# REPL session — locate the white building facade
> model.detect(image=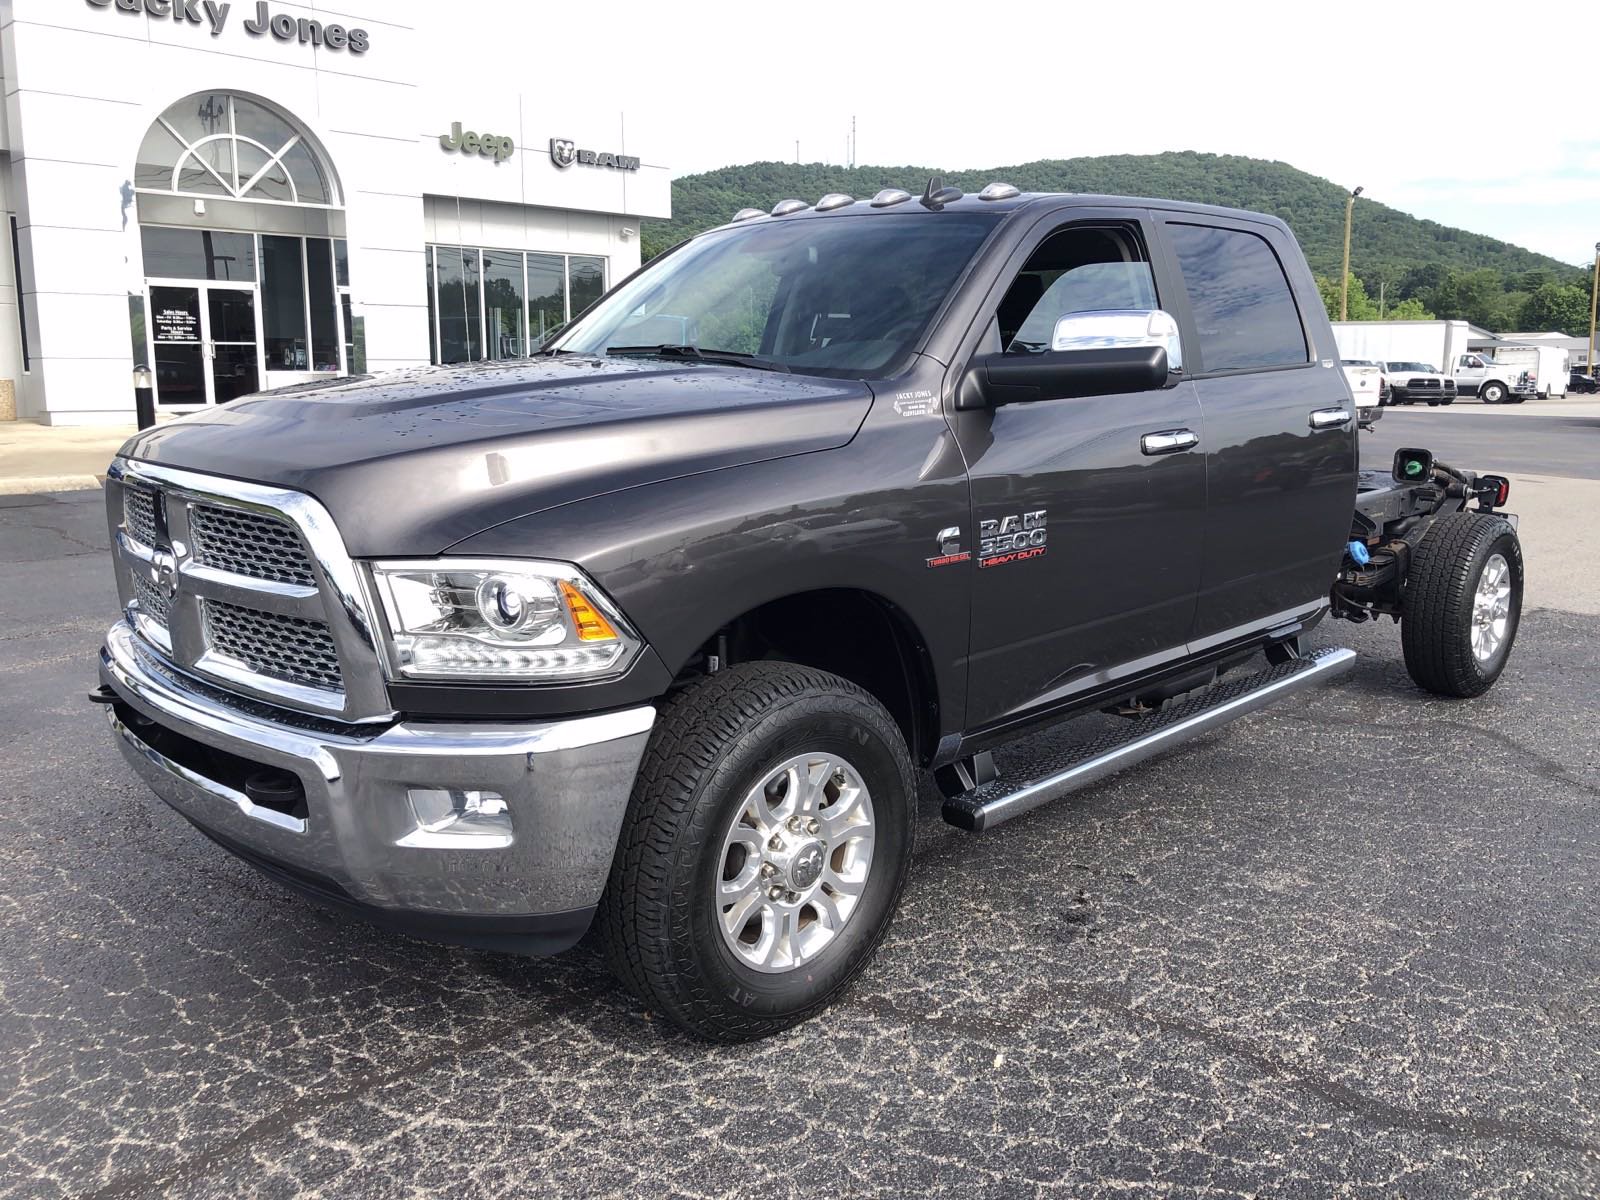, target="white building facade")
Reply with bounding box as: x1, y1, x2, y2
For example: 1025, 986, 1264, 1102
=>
0, 0, 670, 425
